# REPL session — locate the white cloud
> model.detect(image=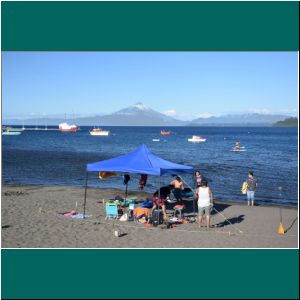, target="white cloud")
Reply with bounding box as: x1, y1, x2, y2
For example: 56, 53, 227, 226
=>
279, 108, 298, 115
247, 108, 271, 114
162, 109, 215, 121
194, 113, 214, 119
247, 108, 298, 116
163, 109, 177, 116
